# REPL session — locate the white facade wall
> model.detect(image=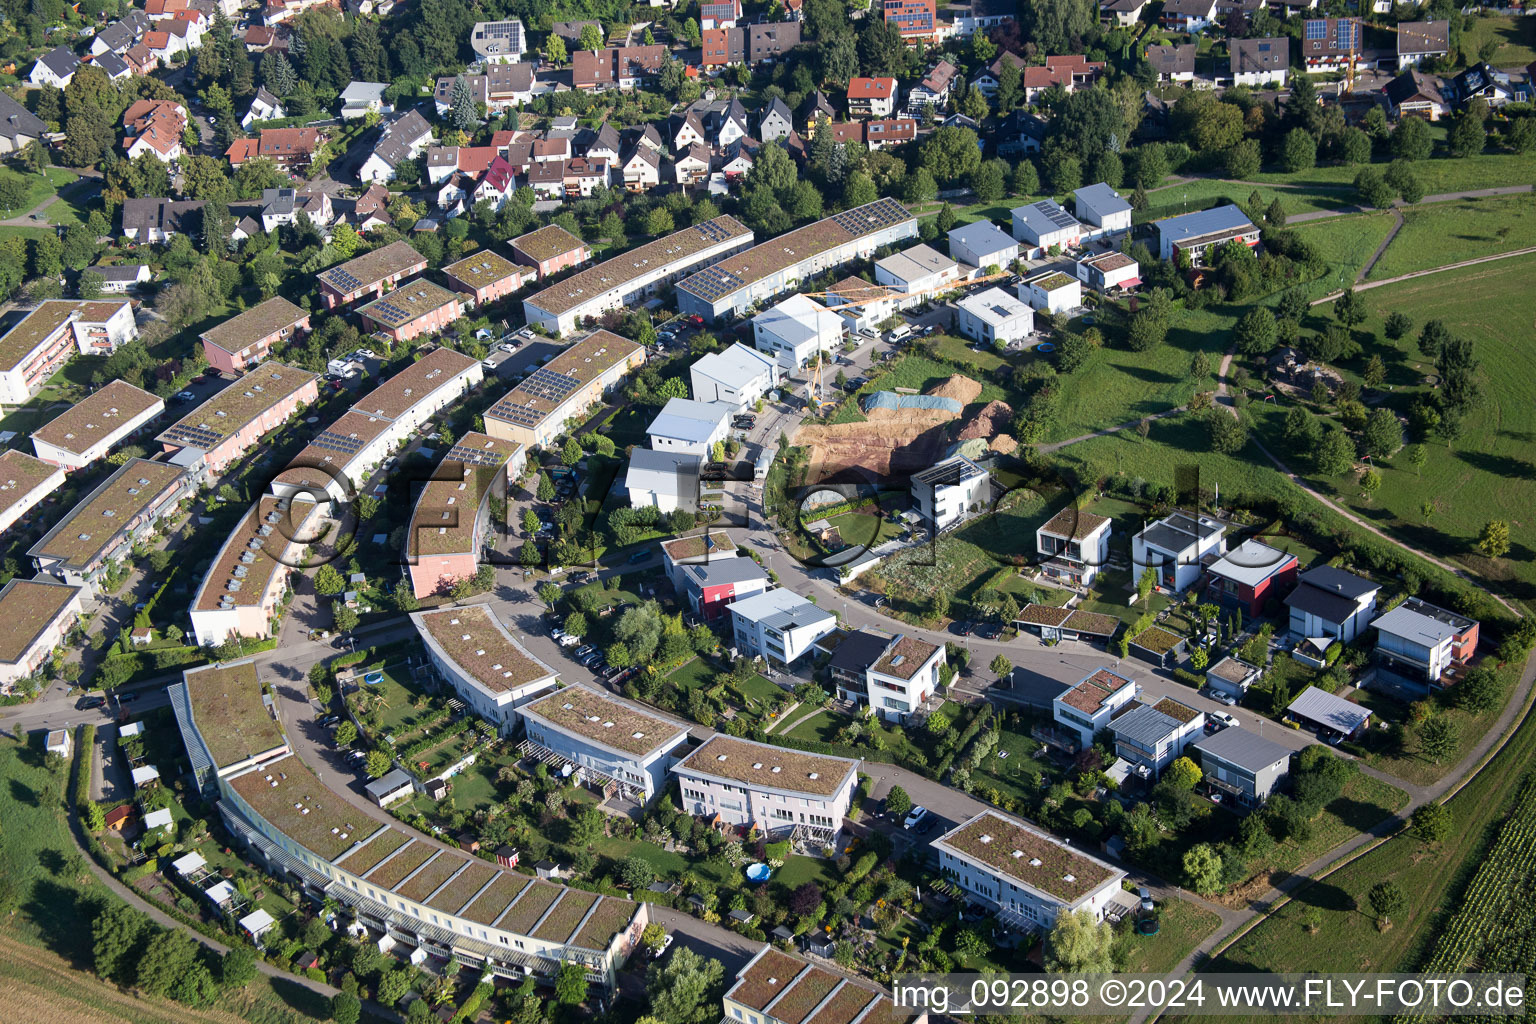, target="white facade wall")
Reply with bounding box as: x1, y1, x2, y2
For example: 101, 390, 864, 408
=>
0, 463, 64, 533
865, 650, 944, 722
729, 604, 836, 667
674, 771, 855, 835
